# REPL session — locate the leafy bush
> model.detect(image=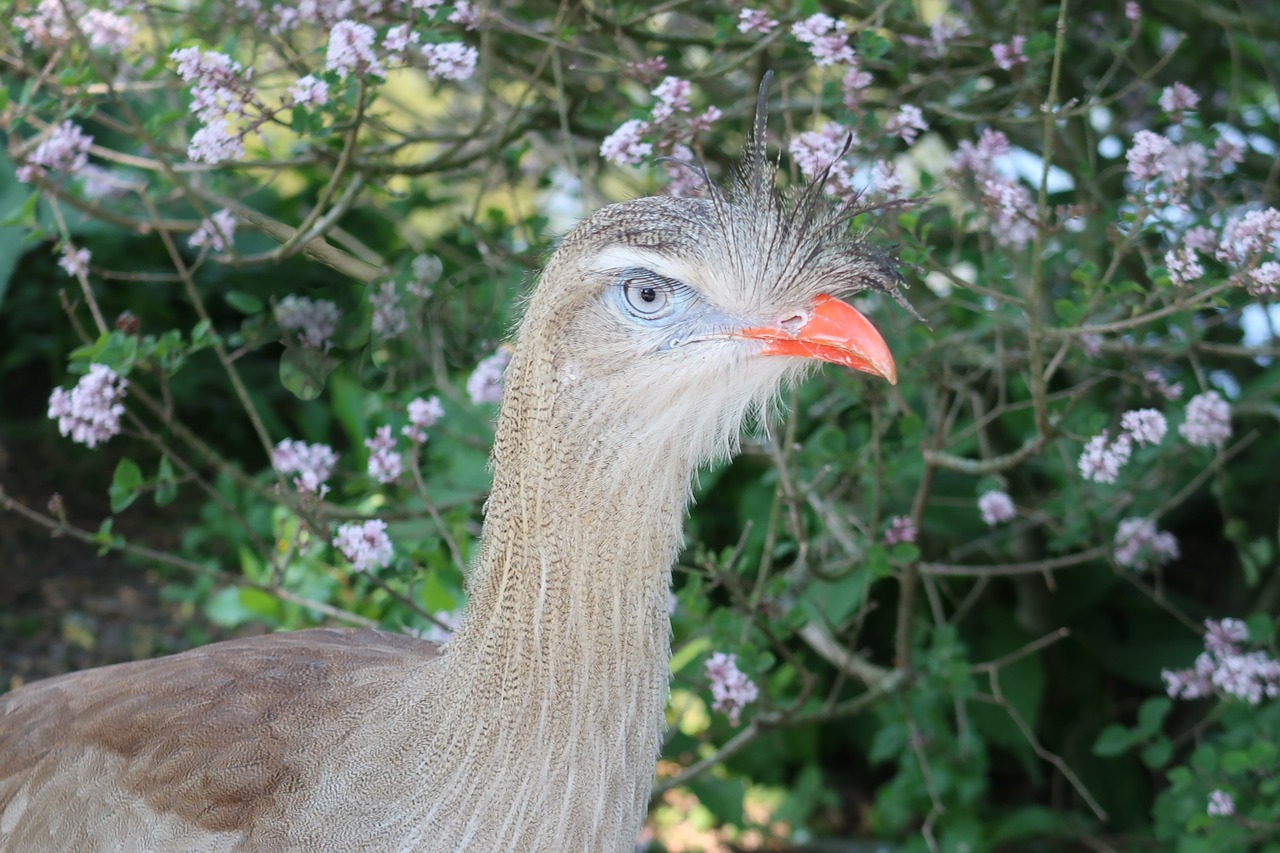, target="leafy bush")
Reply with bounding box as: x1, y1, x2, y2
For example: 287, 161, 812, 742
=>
4, 0, 1279, 848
